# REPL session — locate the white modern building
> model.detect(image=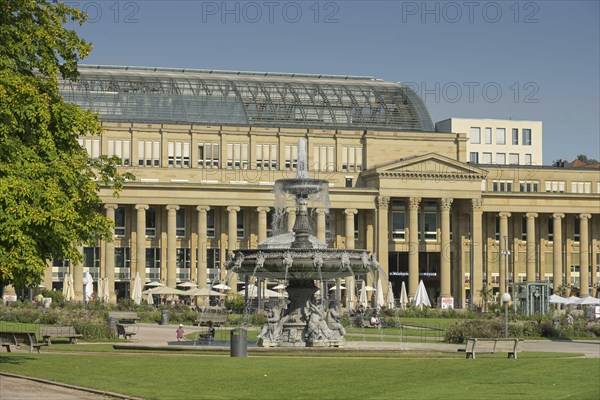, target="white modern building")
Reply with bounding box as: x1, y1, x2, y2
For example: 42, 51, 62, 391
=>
436, 118, 543, 166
